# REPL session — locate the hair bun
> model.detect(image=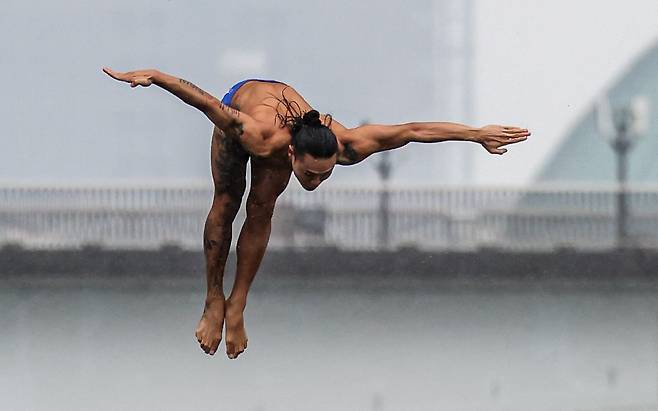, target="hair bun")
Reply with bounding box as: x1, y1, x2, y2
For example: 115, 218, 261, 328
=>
302, 110, 322, 127
291, 117, 304, 134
